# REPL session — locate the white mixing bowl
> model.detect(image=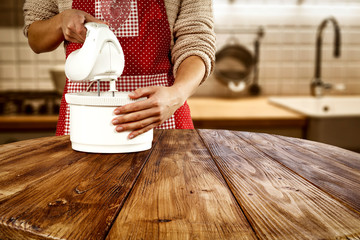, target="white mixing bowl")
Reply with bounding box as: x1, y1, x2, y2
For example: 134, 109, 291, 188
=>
65, 92, 153, 153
